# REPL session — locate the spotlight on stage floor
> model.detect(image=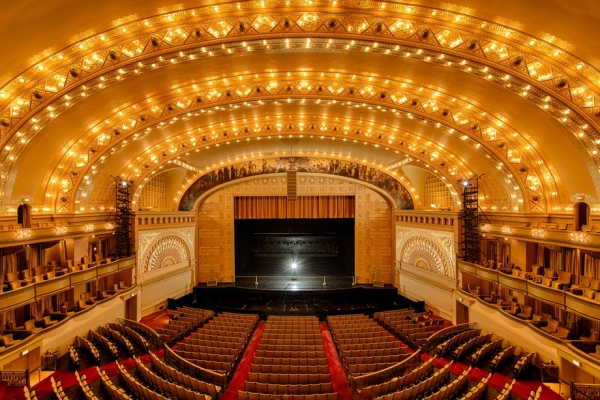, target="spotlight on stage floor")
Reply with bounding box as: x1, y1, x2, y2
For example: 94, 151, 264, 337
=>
290, 262, 298, 281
